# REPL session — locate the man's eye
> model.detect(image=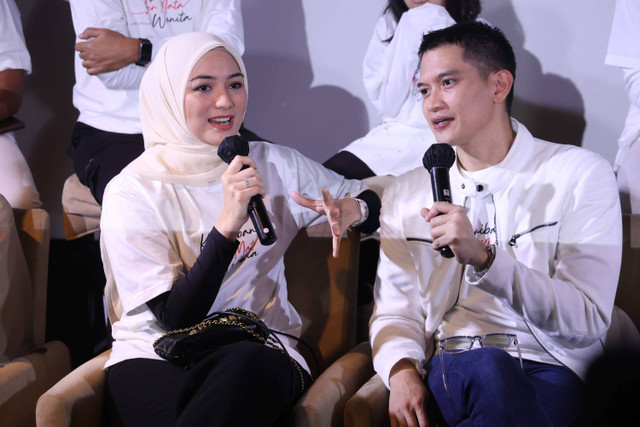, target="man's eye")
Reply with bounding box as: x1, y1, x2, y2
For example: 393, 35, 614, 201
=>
443, 79, 454, 86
